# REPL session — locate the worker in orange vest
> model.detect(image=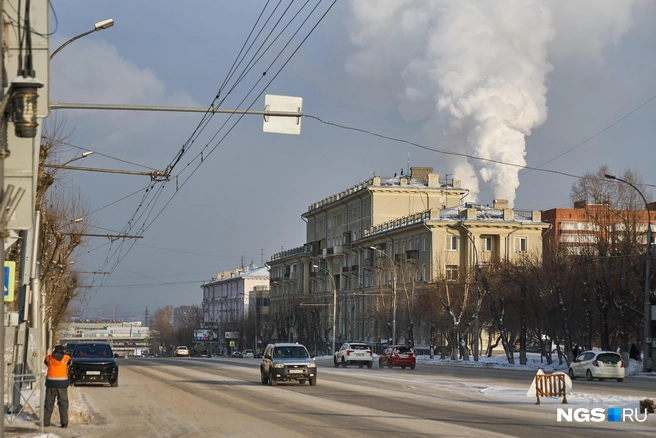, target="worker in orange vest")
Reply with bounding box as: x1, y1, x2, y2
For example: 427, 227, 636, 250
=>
44, 345, 71, 428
